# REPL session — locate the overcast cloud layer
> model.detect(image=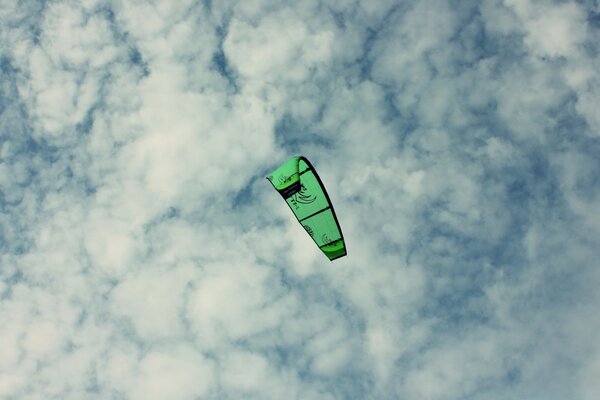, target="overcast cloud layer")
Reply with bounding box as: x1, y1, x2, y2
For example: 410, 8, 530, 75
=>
1, 0, 600, 399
